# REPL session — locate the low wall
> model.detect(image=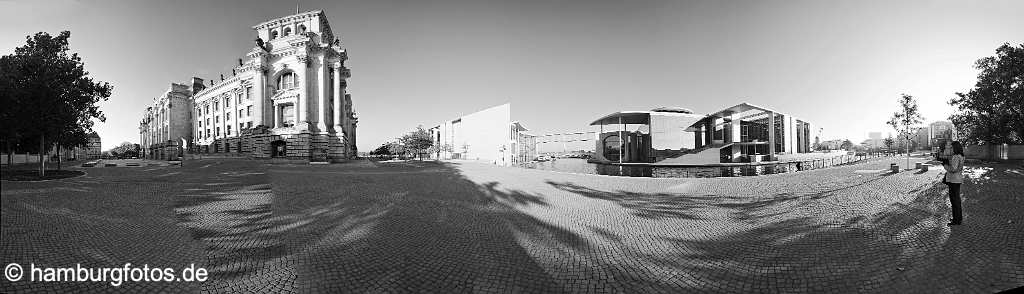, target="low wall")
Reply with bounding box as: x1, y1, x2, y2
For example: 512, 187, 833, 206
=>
647, 153, 889, 178
965, 144, 1024, 160
187, 127, 349, 162
1, 154, 46, 165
